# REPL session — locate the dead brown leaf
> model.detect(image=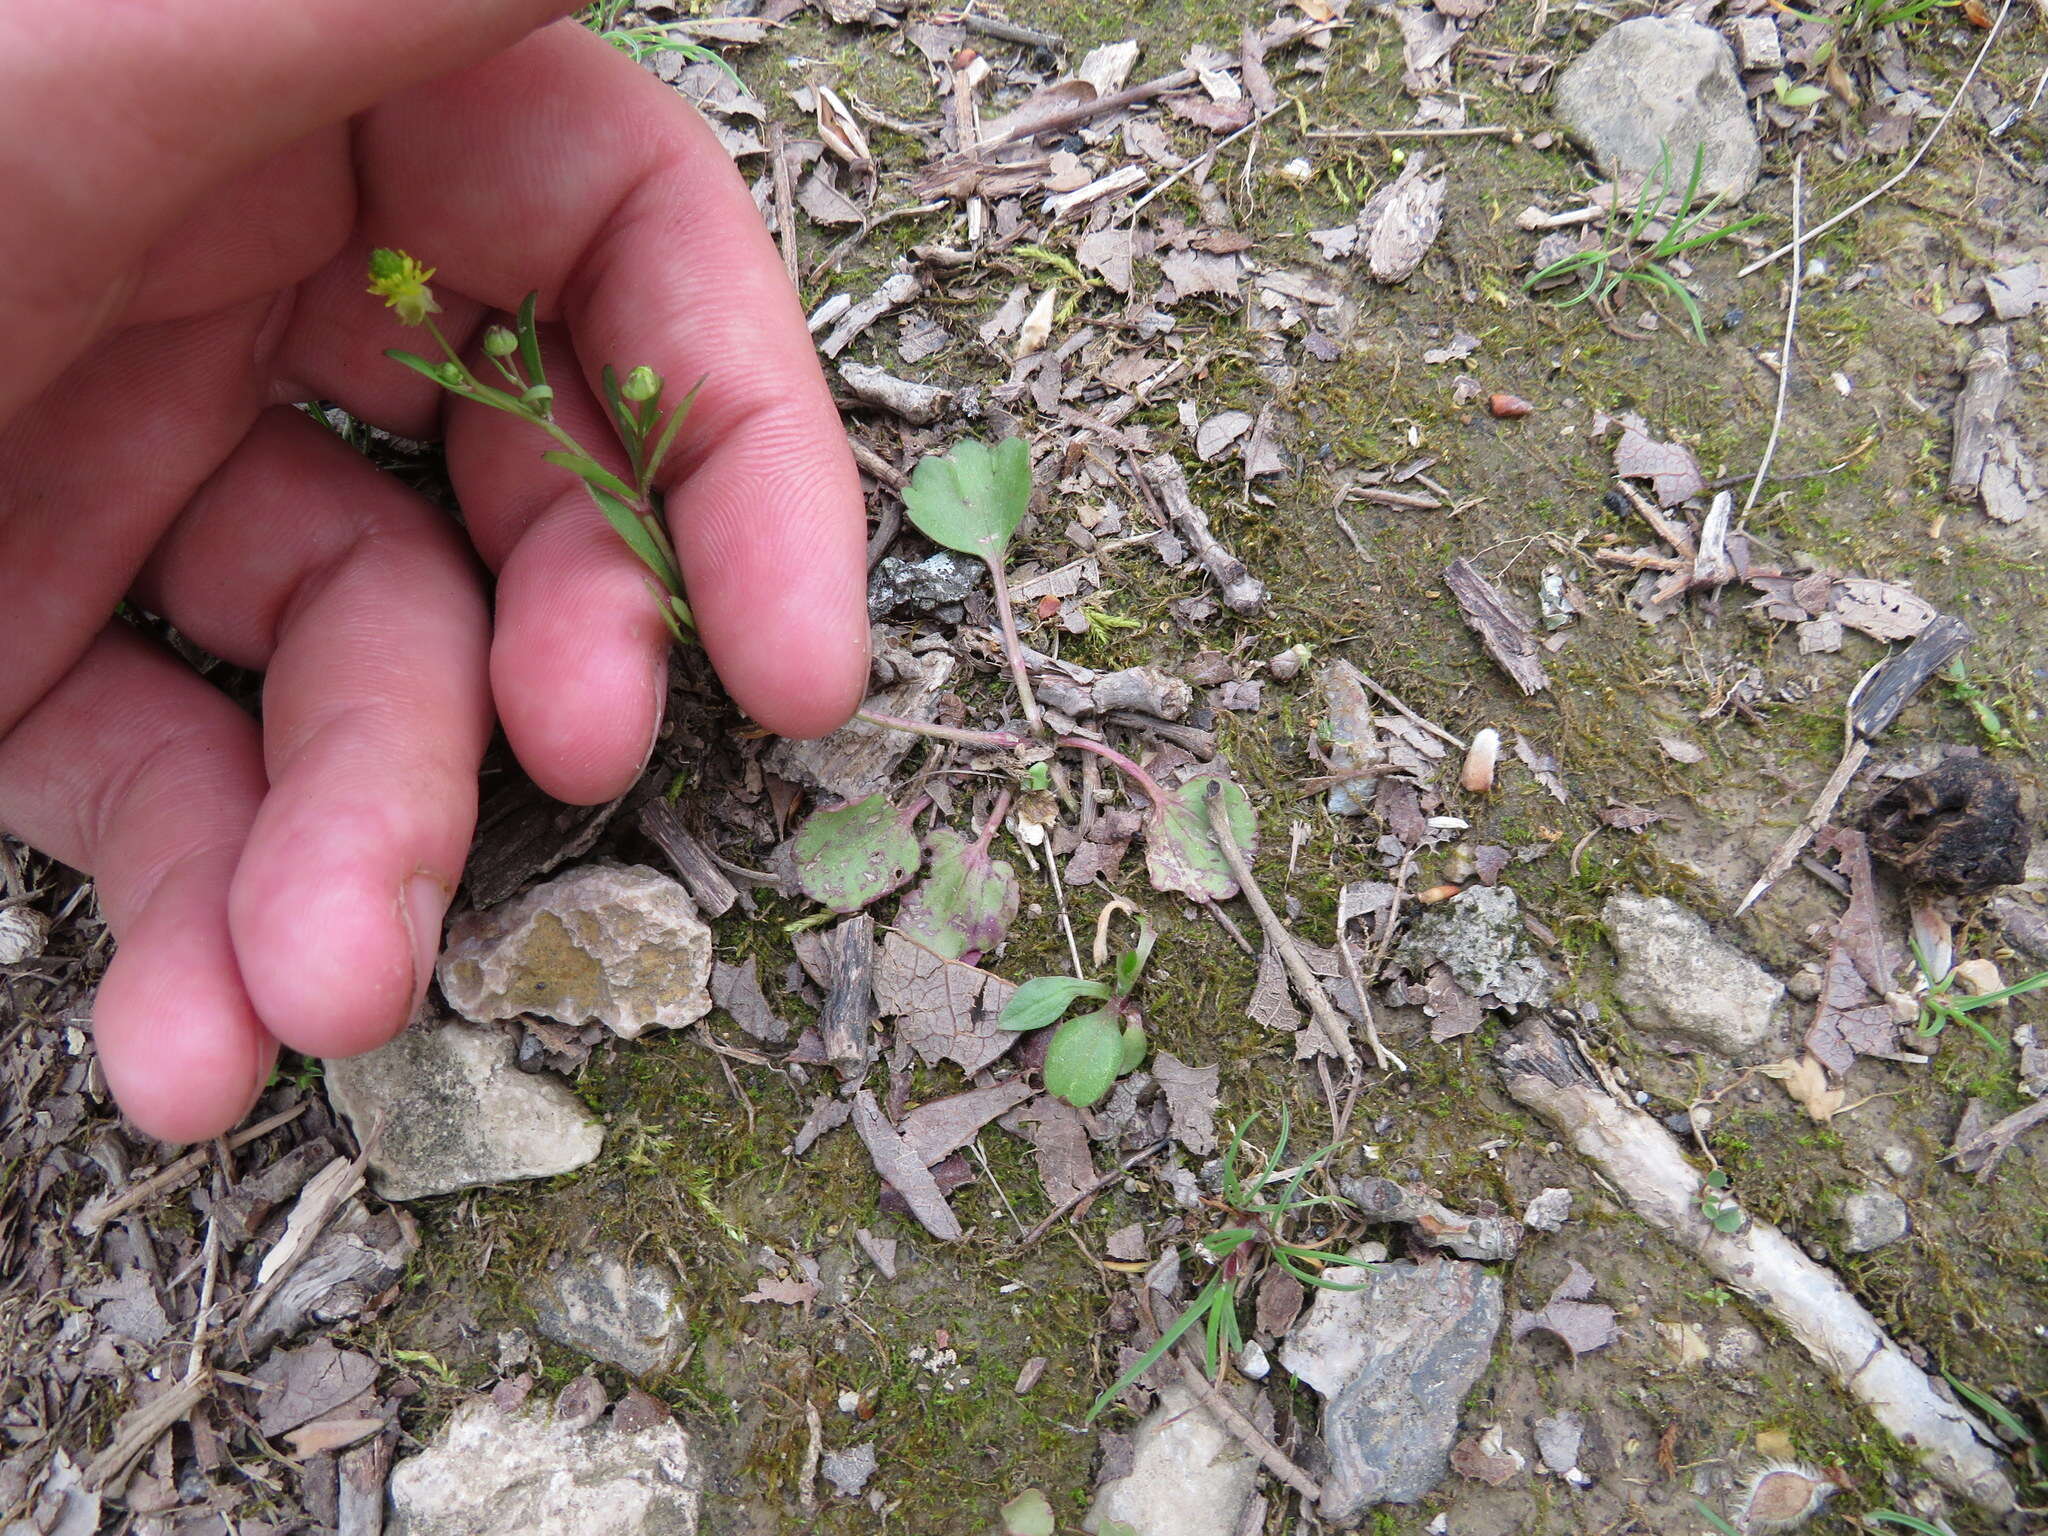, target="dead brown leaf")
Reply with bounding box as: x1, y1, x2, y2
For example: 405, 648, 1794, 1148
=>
1151, 1053, 1220, 1154
872, 931, 1017, 1075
